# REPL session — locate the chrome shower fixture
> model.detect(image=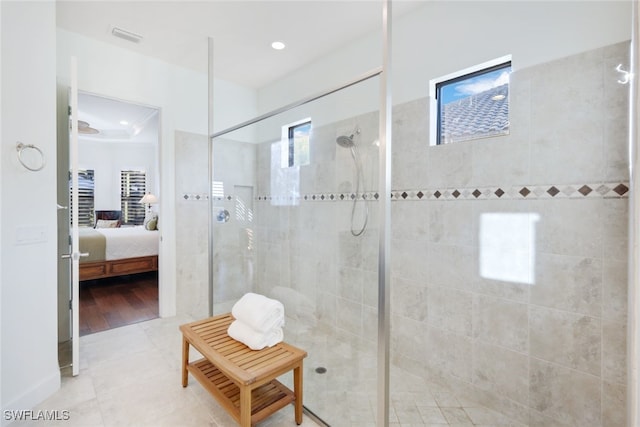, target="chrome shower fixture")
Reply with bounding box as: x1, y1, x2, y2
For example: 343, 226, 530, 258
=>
335, 127, 368, 237
335, 128, 361, 148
